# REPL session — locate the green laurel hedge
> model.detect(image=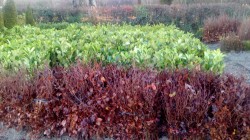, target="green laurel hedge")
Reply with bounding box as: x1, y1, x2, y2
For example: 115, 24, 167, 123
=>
0, 24, 224, 73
